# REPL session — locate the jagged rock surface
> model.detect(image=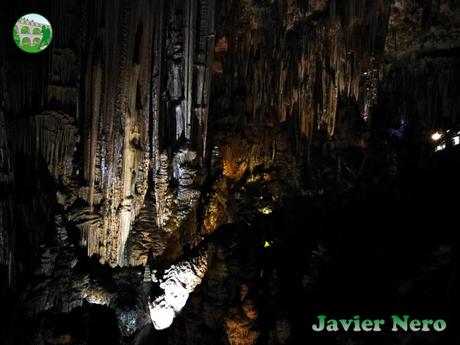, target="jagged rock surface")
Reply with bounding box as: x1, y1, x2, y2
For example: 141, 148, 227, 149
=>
148, 248, 208, 330
0, 0, 459, 344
